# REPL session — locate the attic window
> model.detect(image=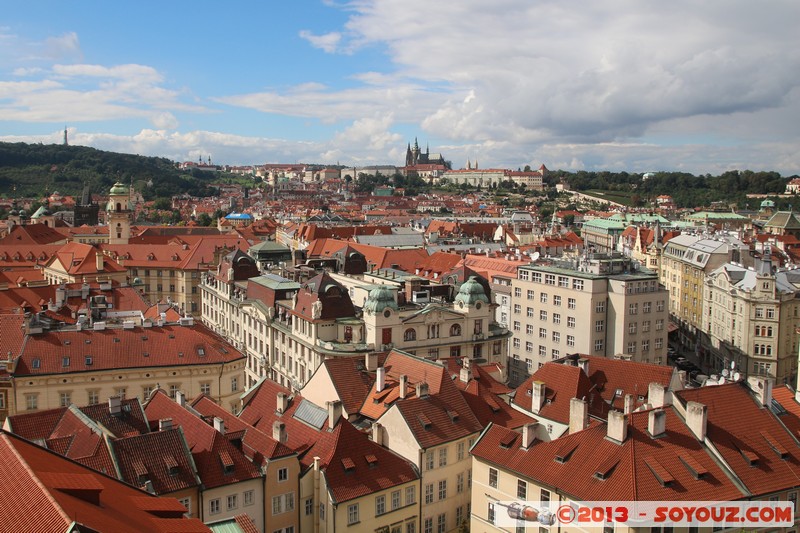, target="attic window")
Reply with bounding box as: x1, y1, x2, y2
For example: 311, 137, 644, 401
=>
761, 432, 789, 460
133, 460, 148, 481
678, 454, 708, 480
84, 339, 91, 344
447, 410, 460, 422
143, 352, 149, 358
554, 441, 579, 464
168, 334, 175, 339
740, 449, 759, 466
594, 457, 619, 480
63, 340, 71, 346
644, 457, 674, 487
164, 455, 179, 475
341, 457, 356, 471
615, 388, 624, 396
113, 338, 120, 343
141, 336, 148, 341
197, 348, 206, 357
32, 358, 41, 369
219, 451, 235, 474
417, 413, 432, 430
499, 432, 517, 449
365, 454, 378, 468
62, 356, 70, 368
85, 356, 93, 366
